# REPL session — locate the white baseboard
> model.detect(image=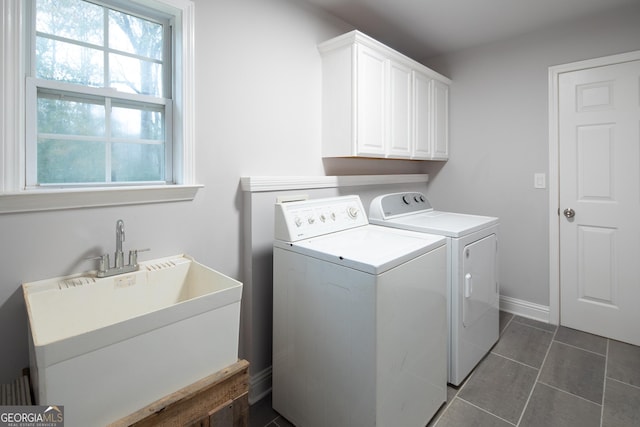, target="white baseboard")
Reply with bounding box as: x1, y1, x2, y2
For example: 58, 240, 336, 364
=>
500, 295, 552, 324
249, 366, 272, 405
